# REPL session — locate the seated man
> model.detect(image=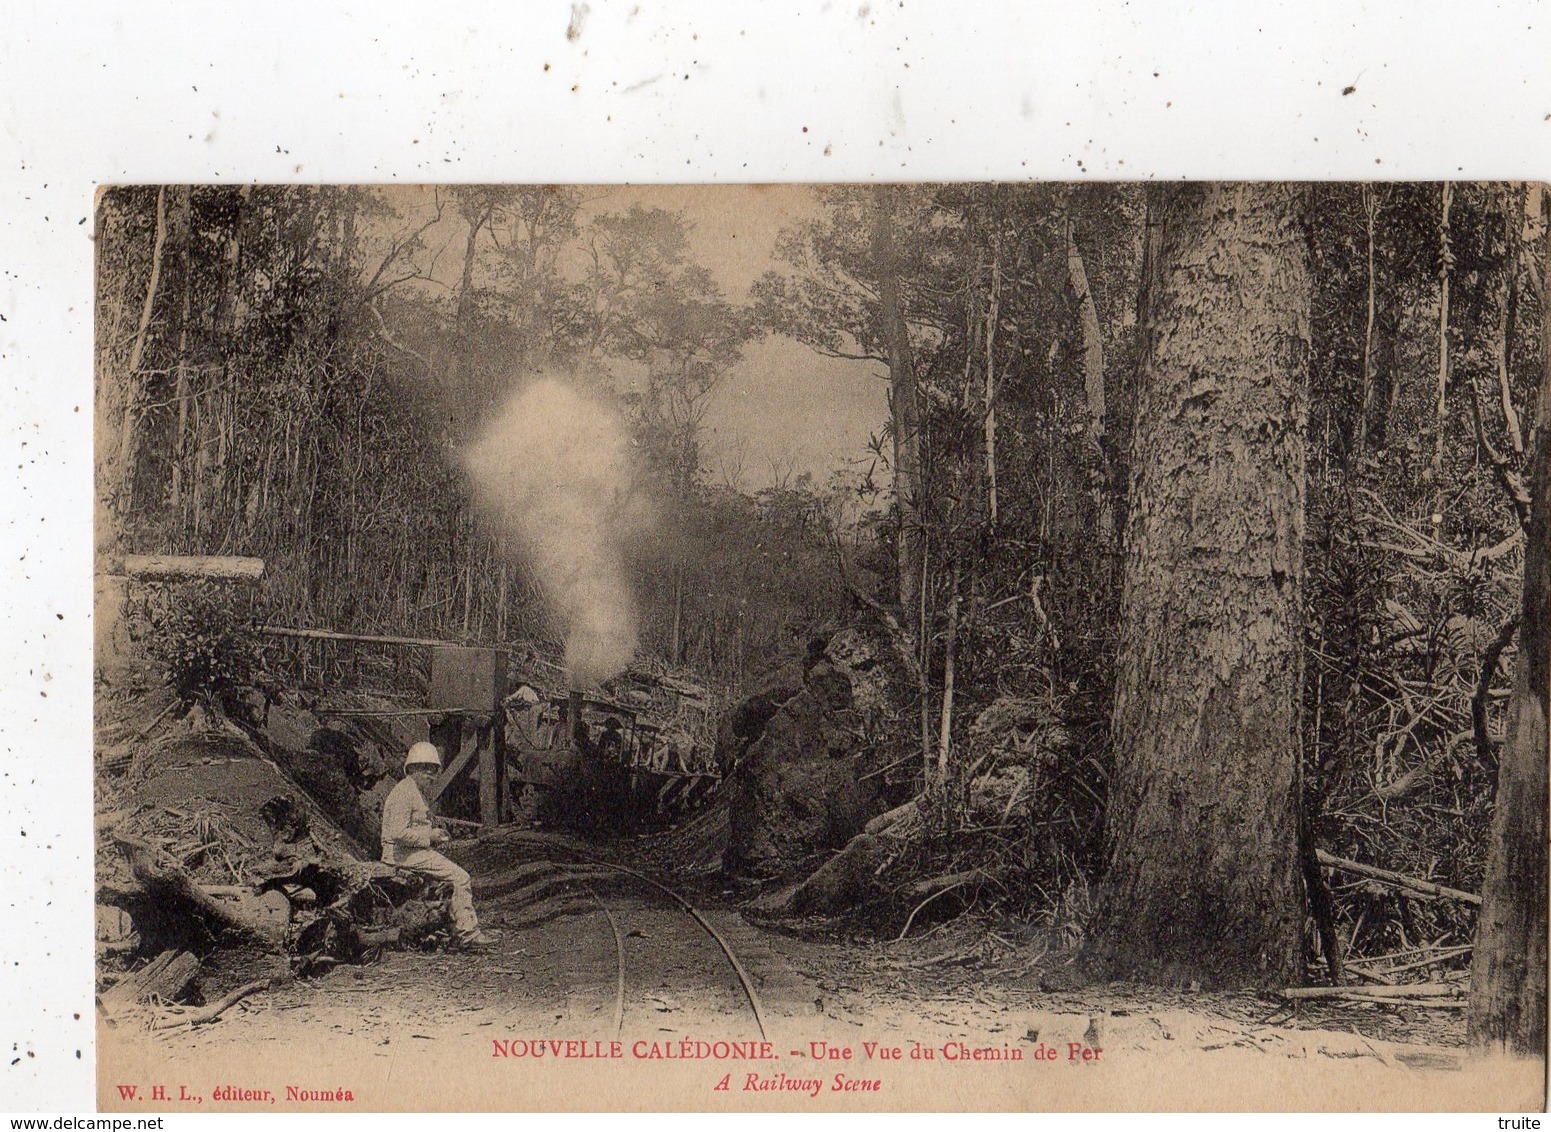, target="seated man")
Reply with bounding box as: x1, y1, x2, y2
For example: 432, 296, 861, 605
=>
381, 741, 494, 950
